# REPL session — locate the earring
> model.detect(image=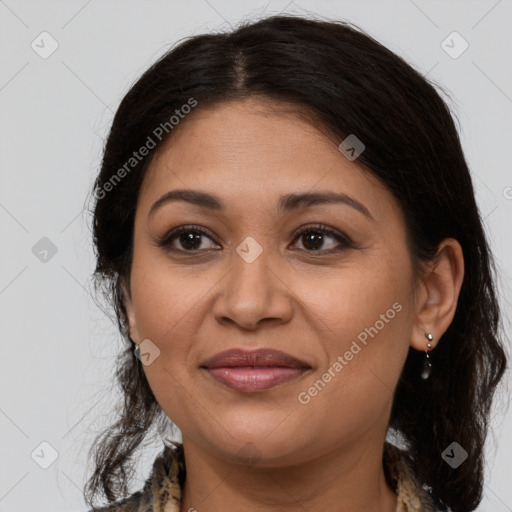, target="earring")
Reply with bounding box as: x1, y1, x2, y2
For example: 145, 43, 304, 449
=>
420, 332, 433, 380
134, 342, 141, 361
